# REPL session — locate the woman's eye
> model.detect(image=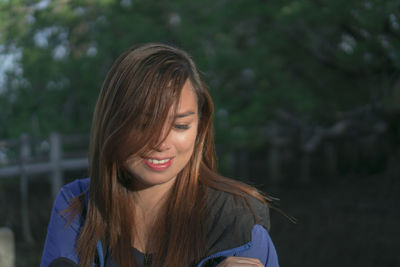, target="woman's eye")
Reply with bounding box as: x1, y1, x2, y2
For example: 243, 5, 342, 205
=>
174, 124, 190, 130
